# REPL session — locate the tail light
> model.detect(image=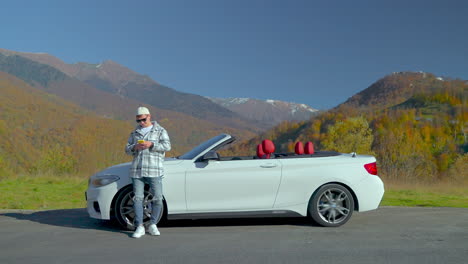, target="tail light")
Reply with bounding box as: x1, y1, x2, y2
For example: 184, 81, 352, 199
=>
364, 162, 378, 175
